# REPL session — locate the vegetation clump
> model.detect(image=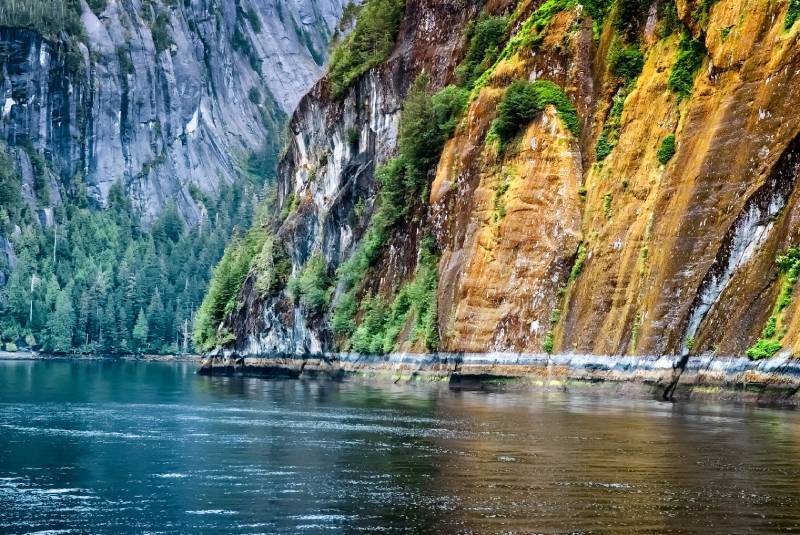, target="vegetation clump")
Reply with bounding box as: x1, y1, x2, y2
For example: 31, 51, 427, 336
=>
349, 236, 439, 353
327, 0, 405, 98
455, 14, 508, 90
288, 254, 333, 311
746, 247, 800, 360
787, 0, 800, 30
657, 134, 677, 165
490, 80, 579, 148
332, 76, 455, 342
668, 33, 706, 100
0, 0, 84, 38
193, 226, 268, 351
